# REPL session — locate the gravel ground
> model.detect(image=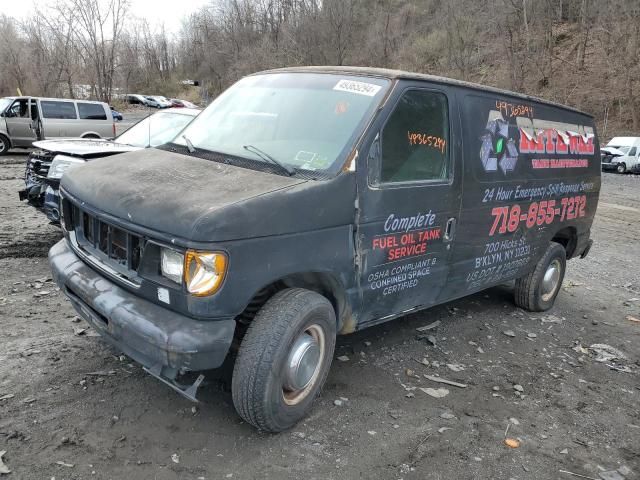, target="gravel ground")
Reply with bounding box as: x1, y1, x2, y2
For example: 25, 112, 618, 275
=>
0, 156, 638, 480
